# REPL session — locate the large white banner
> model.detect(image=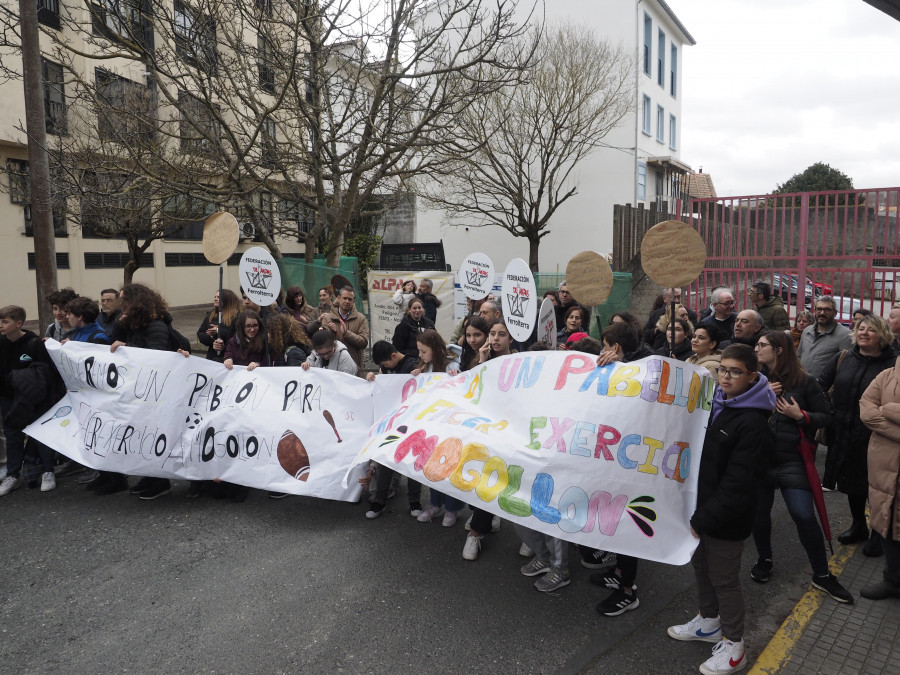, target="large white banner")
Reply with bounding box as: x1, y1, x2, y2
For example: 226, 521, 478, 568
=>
367, 270, 456, 345
356, 352, 715, 565
28, 341, 370, 500
28, 344, 714, 564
